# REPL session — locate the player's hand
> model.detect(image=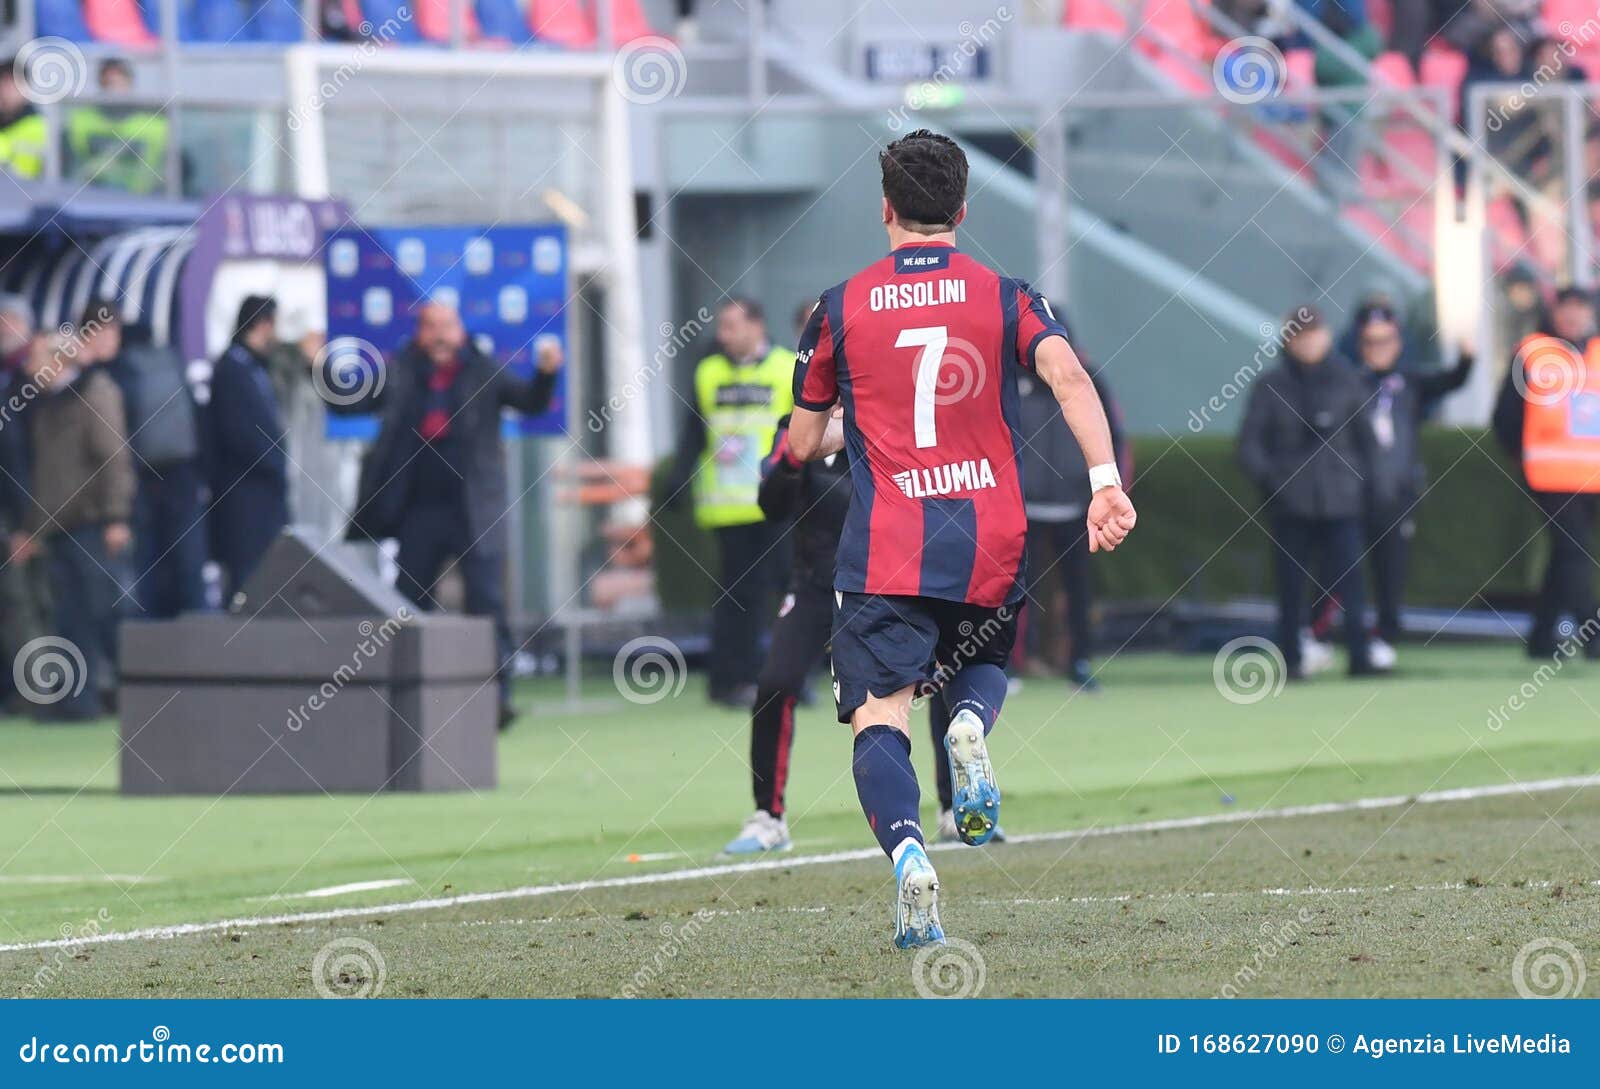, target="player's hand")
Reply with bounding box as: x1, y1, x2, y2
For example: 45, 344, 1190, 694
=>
536, 339, 564, 375
1086, 486, 1136, 553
